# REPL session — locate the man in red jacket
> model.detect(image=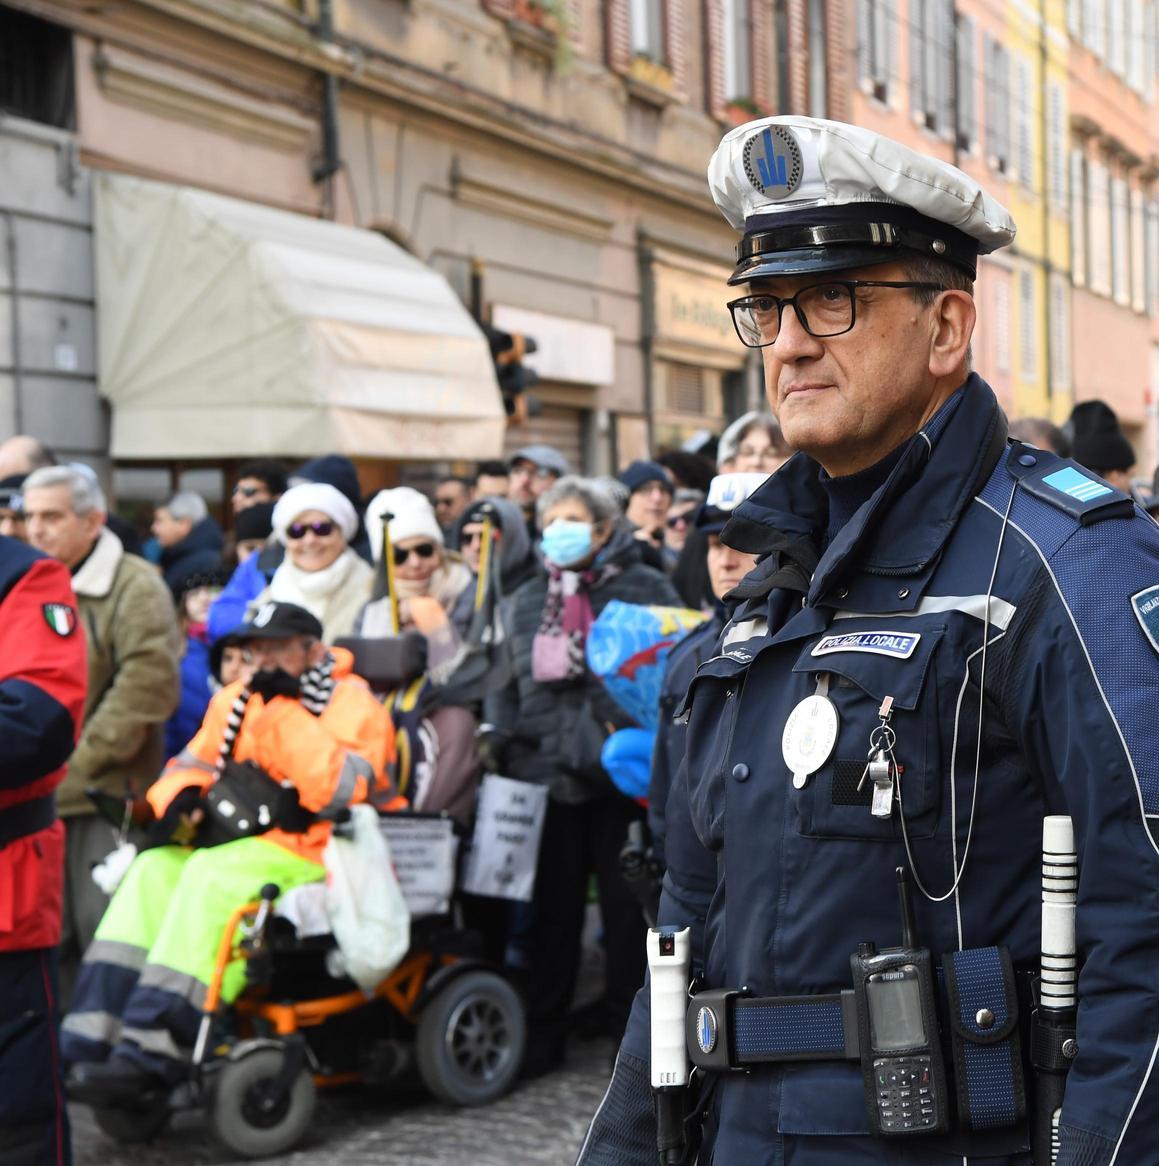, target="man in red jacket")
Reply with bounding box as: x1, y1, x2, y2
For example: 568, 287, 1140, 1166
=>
0, 535, 87, 1166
